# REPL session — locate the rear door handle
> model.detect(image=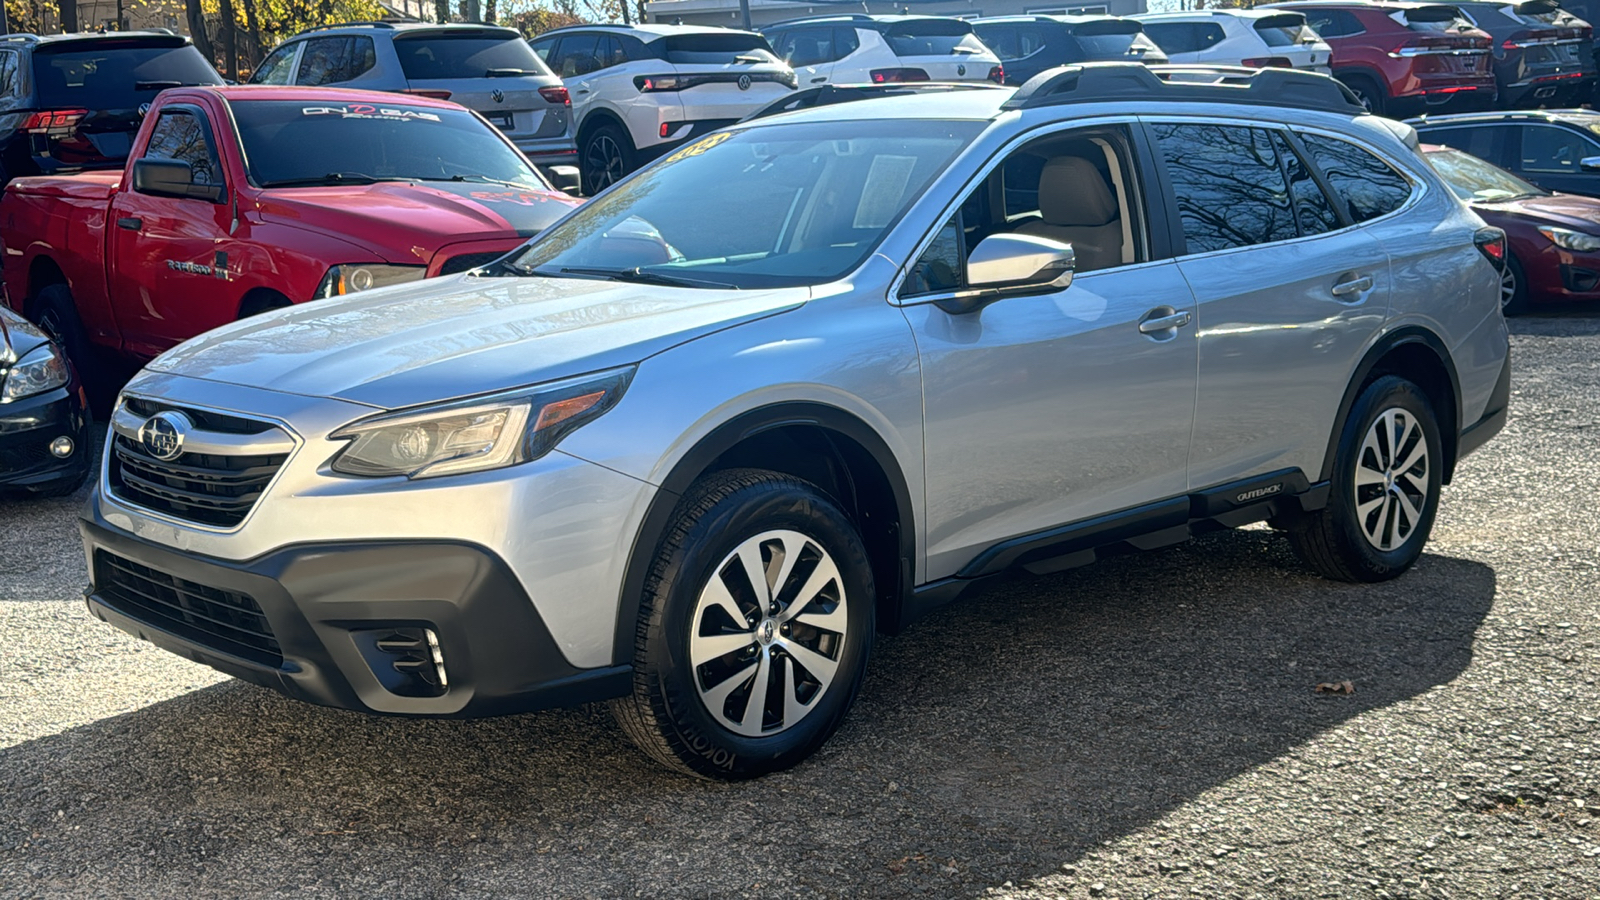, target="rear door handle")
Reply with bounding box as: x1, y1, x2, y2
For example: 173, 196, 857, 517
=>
1331, 275, 1373, 298
1138, 309, 1192, 334
810, 76, 828, 83
116, 217, 142, 231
